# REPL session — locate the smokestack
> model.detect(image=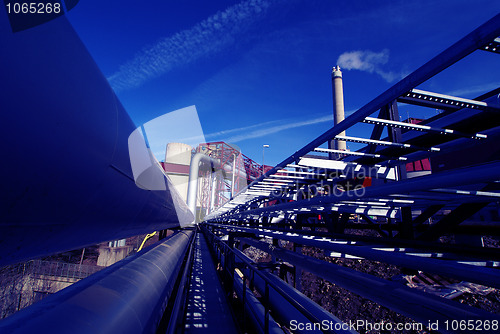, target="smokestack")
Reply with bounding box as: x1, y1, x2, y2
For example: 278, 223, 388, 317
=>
329, 66, 346, 154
